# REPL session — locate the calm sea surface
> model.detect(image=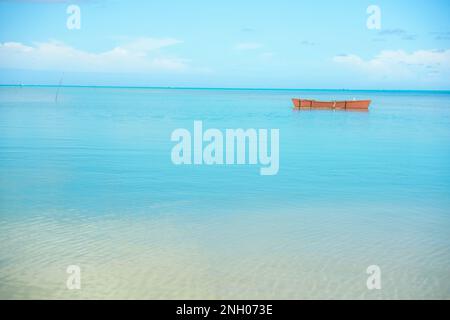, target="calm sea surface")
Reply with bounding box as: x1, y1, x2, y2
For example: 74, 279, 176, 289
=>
0, 86, 449, 299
